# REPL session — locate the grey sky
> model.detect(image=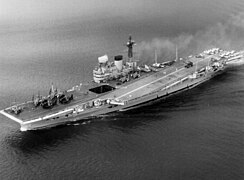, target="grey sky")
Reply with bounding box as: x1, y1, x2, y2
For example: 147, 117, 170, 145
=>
0, 0, 223, 22
1, 0, 244, 26
0, 0, 164, 22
